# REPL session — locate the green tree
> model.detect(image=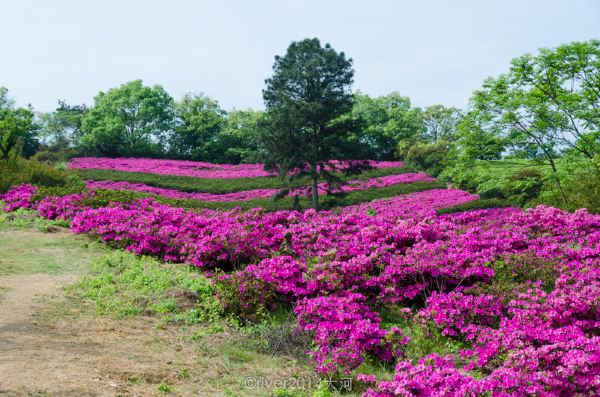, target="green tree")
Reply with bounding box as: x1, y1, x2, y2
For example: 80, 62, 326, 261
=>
170, 93, 226, 160
351, 92, 424, 159
422, 105, 463, 142
404, 139, 452, 176
215, 109, 263, 164
455, 114, 506, 161
39, 100, 88, 150
0, 87, 37, 158
260, 38, 357, 210
80, 80, 175, 157
468, 40, 600, 205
